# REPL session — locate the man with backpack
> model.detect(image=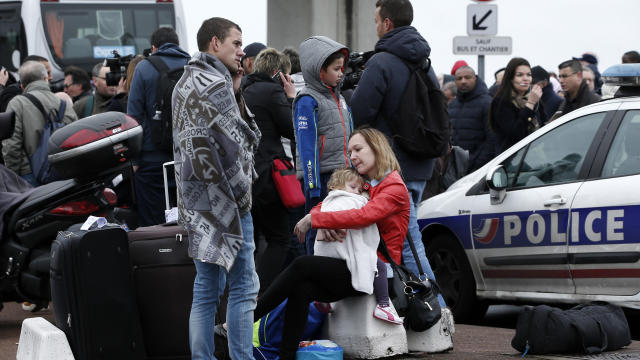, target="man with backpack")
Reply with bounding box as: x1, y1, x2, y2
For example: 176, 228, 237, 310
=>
1, 61, 77, 186
350, 0, 446, 307
127, 27, 190, 227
